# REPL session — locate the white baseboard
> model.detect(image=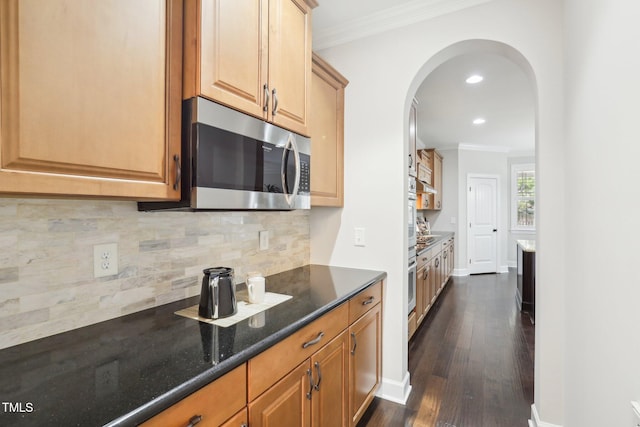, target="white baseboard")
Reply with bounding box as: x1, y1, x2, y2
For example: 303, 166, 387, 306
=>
377, 371, 412, 404
452, 268, 469, 277
530, 404, 563, 427
498, 264, 509, 273
507, 259, 517, 268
